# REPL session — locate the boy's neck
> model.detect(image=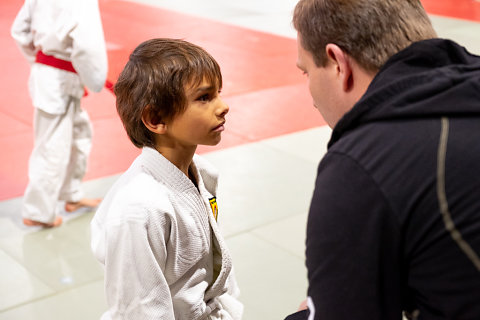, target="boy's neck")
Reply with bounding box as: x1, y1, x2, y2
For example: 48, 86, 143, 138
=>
155, 145, 196, 177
